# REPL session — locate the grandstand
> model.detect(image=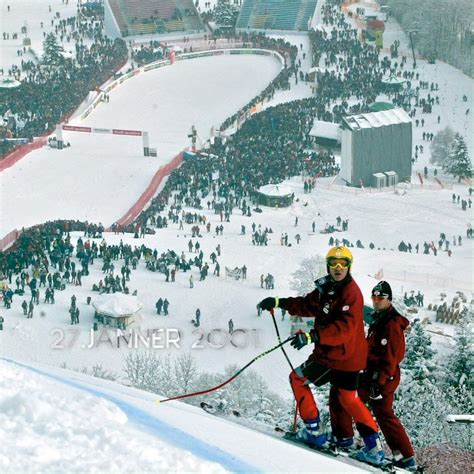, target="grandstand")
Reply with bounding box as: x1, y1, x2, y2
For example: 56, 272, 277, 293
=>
105, 0, 205, 38
236, 0, 318, 32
